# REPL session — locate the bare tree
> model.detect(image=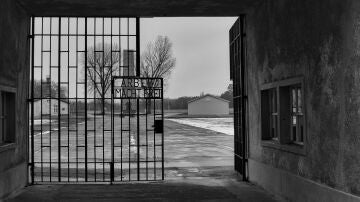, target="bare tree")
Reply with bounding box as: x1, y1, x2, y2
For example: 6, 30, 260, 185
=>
141, 36, 176, 112
141, 36, 176, 87
86, 43, 120, 114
